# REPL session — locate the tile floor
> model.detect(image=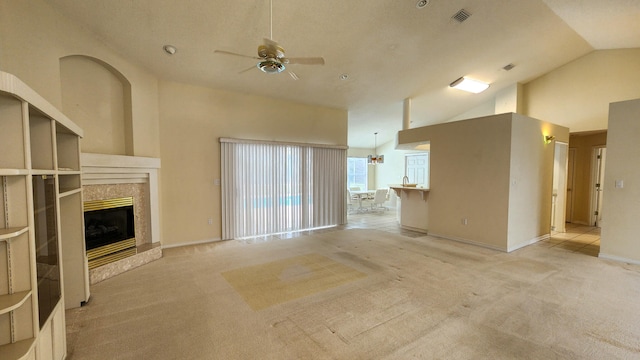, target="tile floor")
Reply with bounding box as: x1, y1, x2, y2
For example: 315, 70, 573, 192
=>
344, 207, 602, 257
235, 206, 601, 256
